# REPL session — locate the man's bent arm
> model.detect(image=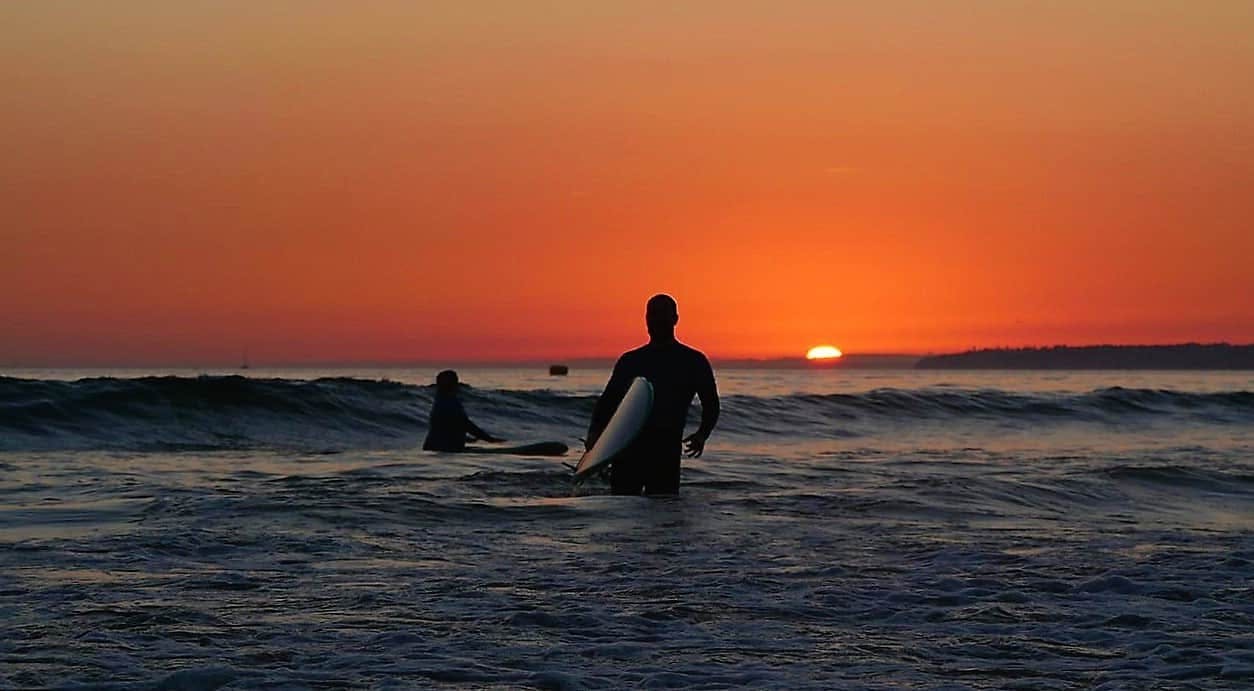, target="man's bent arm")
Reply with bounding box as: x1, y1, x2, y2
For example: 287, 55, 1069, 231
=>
466, 418, 499, 442
457, 401, 500, 442
694, 357, 720, 441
